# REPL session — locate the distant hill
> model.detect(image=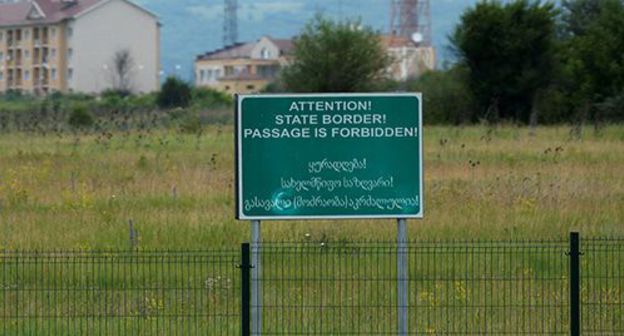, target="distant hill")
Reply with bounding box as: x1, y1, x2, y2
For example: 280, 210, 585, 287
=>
131, 0, 479, 81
